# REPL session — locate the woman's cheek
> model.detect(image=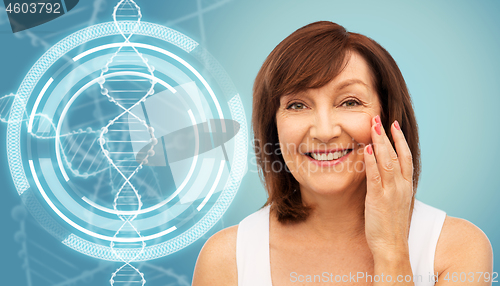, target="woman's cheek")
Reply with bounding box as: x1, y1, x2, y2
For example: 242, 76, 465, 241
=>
277, 121, 307, 173
341, 111, 374, 145
277, 115, 307, 145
